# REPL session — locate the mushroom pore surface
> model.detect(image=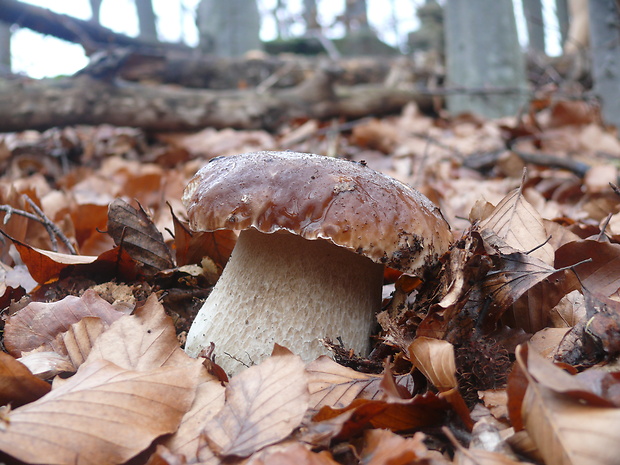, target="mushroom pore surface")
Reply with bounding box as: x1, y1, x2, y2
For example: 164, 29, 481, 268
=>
183, 151, 453, 374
